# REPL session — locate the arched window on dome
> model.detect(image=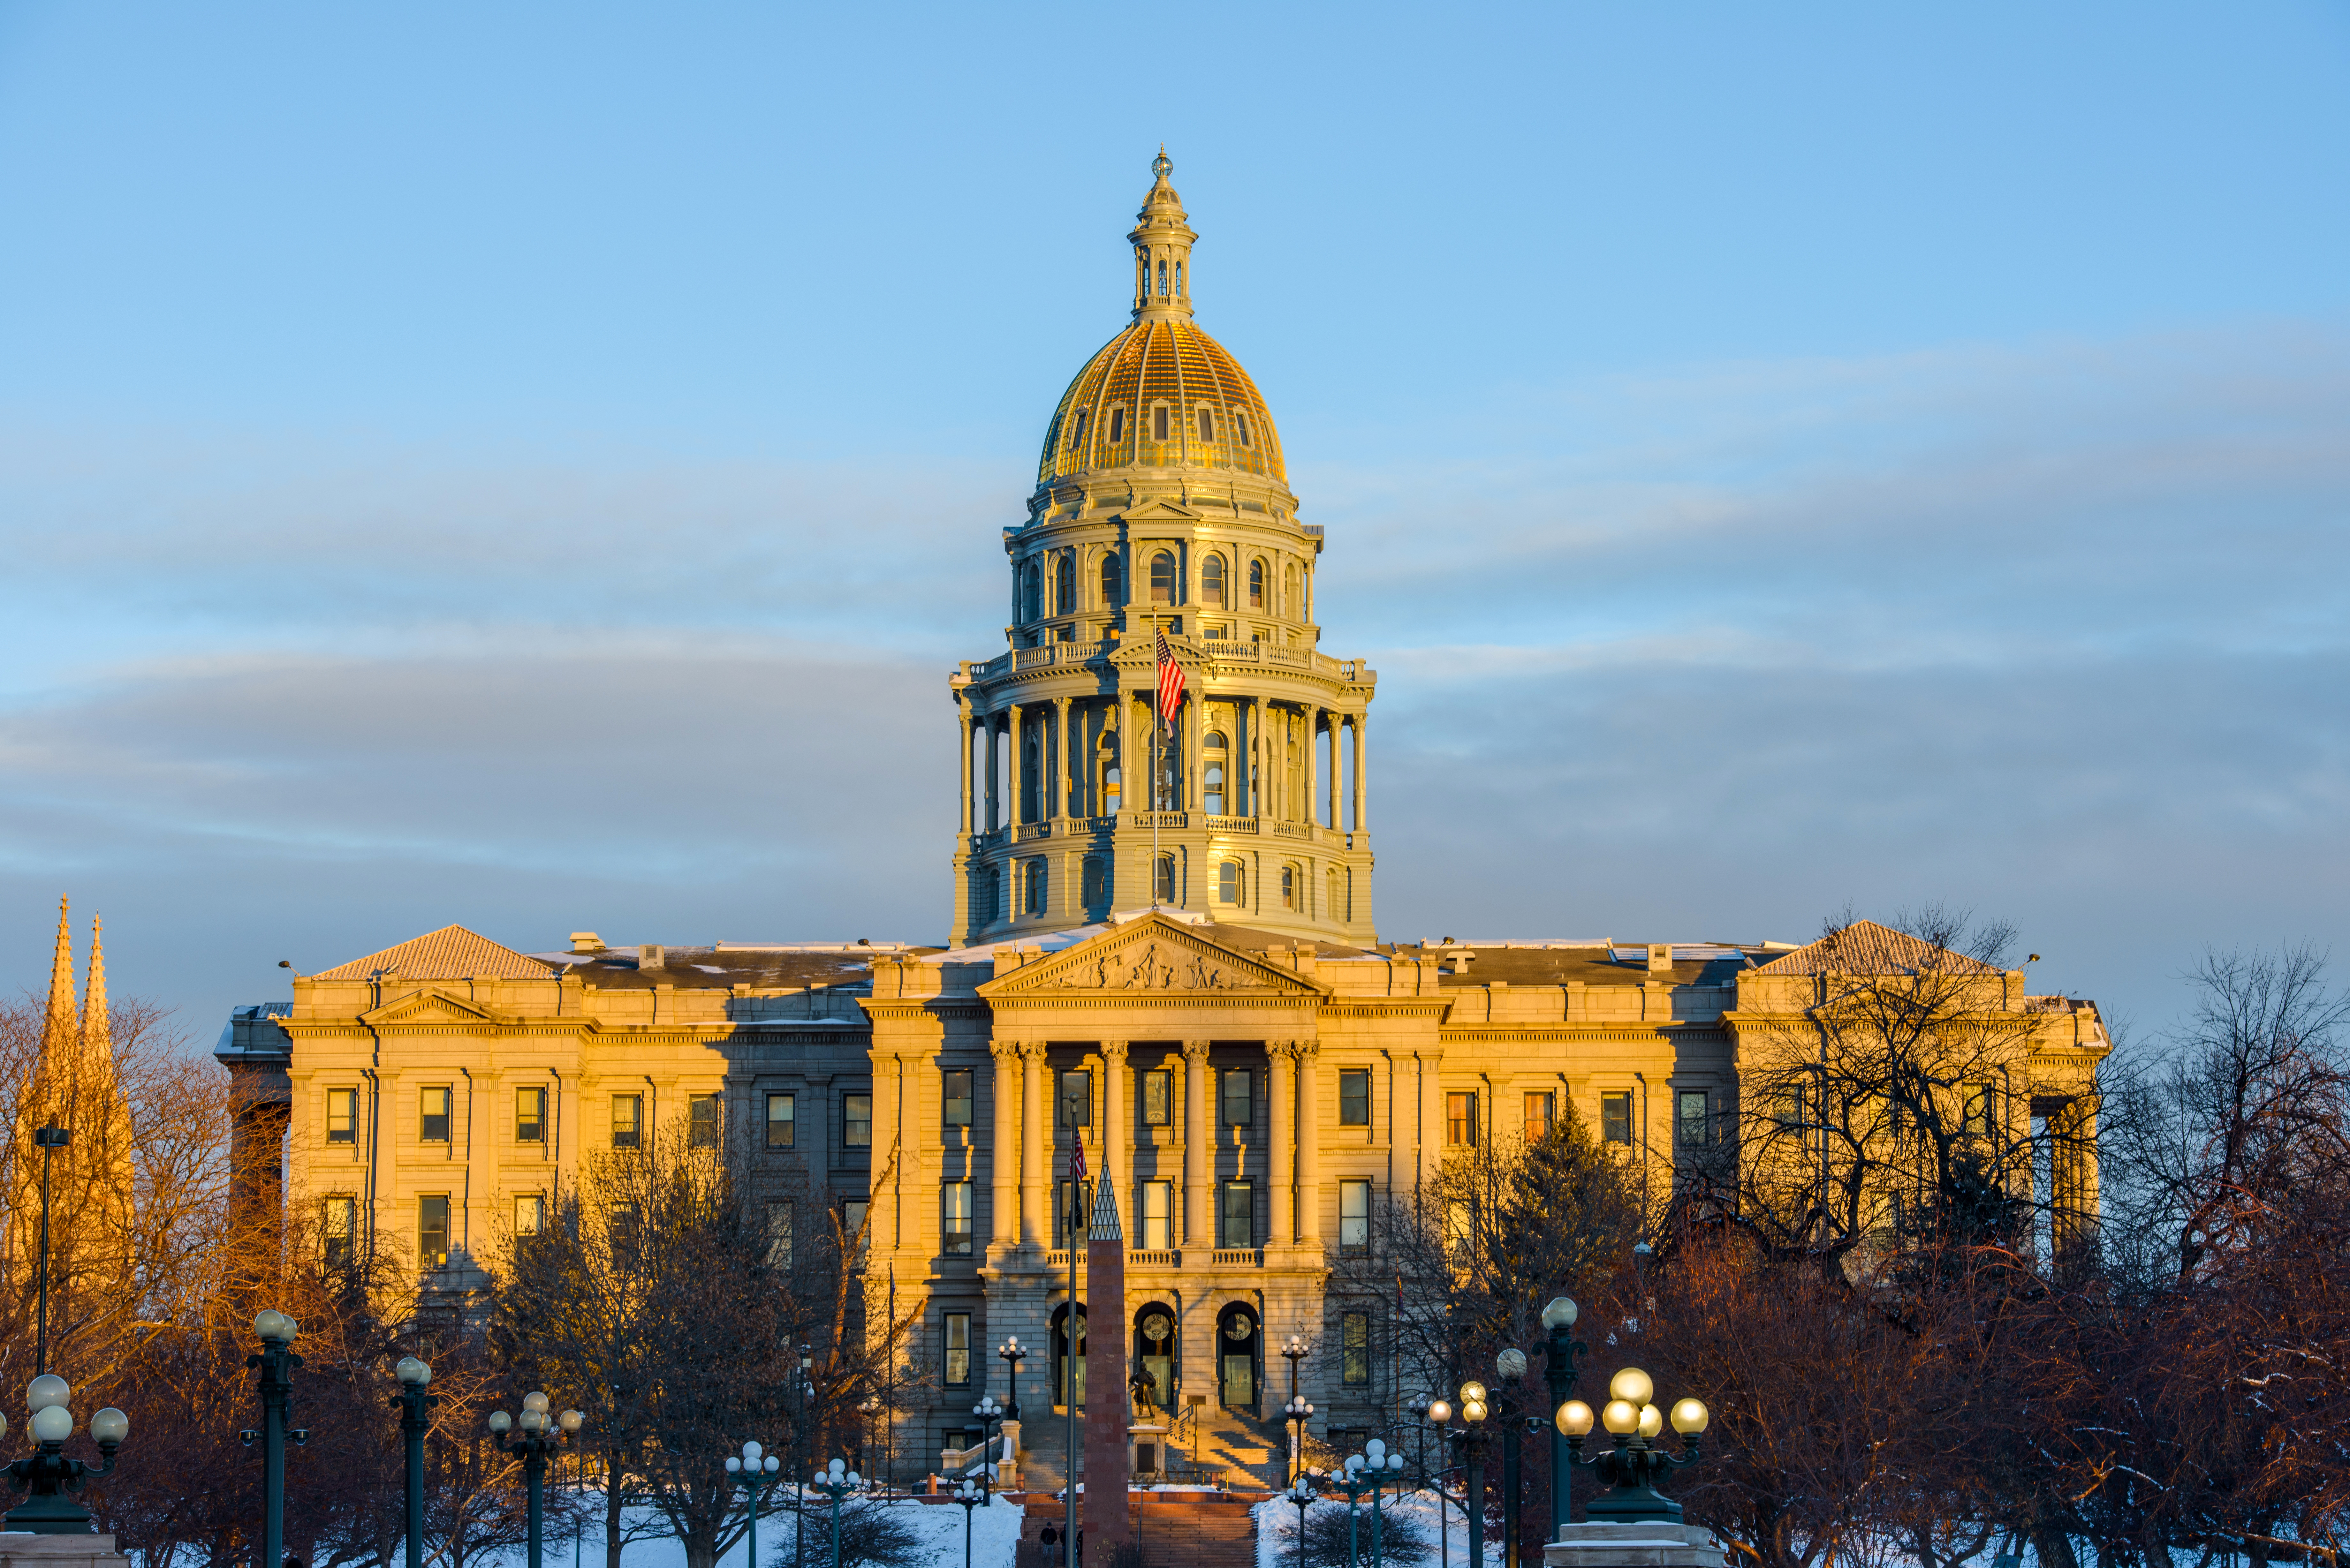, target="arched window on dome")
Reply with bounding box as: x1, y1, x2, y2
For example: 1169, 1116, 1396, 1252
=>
1235, 411, 1252, 447
1198, 407, 1214, 442
1175, 261, 1184, 298
1100, 552, 1124, 607
1069, 408, 1089, 449
1201, 554, 1225, 607
1248, 559, 1265, 609
1203, 730, 1228, 816
1021, 562, 1042, 623
1108, 407, 1126, 444
1150, 551, 1176, 605
1055, 554, 1075, 616
1157, 259, 1169, 298
1152, 405, 1170, 442
1099, 731, 1121, 814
